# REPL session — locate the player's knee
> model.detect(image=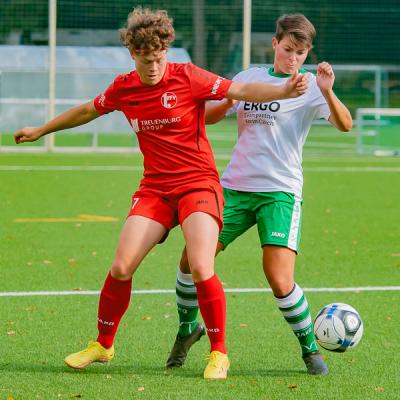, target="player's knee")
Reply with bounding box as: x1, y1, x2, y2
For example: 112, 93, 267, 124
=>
190, 261, 214, 282
111, 259, 134, 280
268, 277, 294, 297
